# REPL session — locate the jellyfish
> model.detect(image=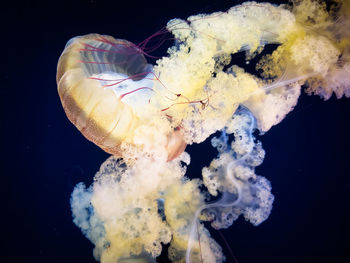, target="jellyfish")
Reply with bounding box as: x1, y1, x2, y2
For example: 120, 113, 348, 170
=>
57, 0, 350, 262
